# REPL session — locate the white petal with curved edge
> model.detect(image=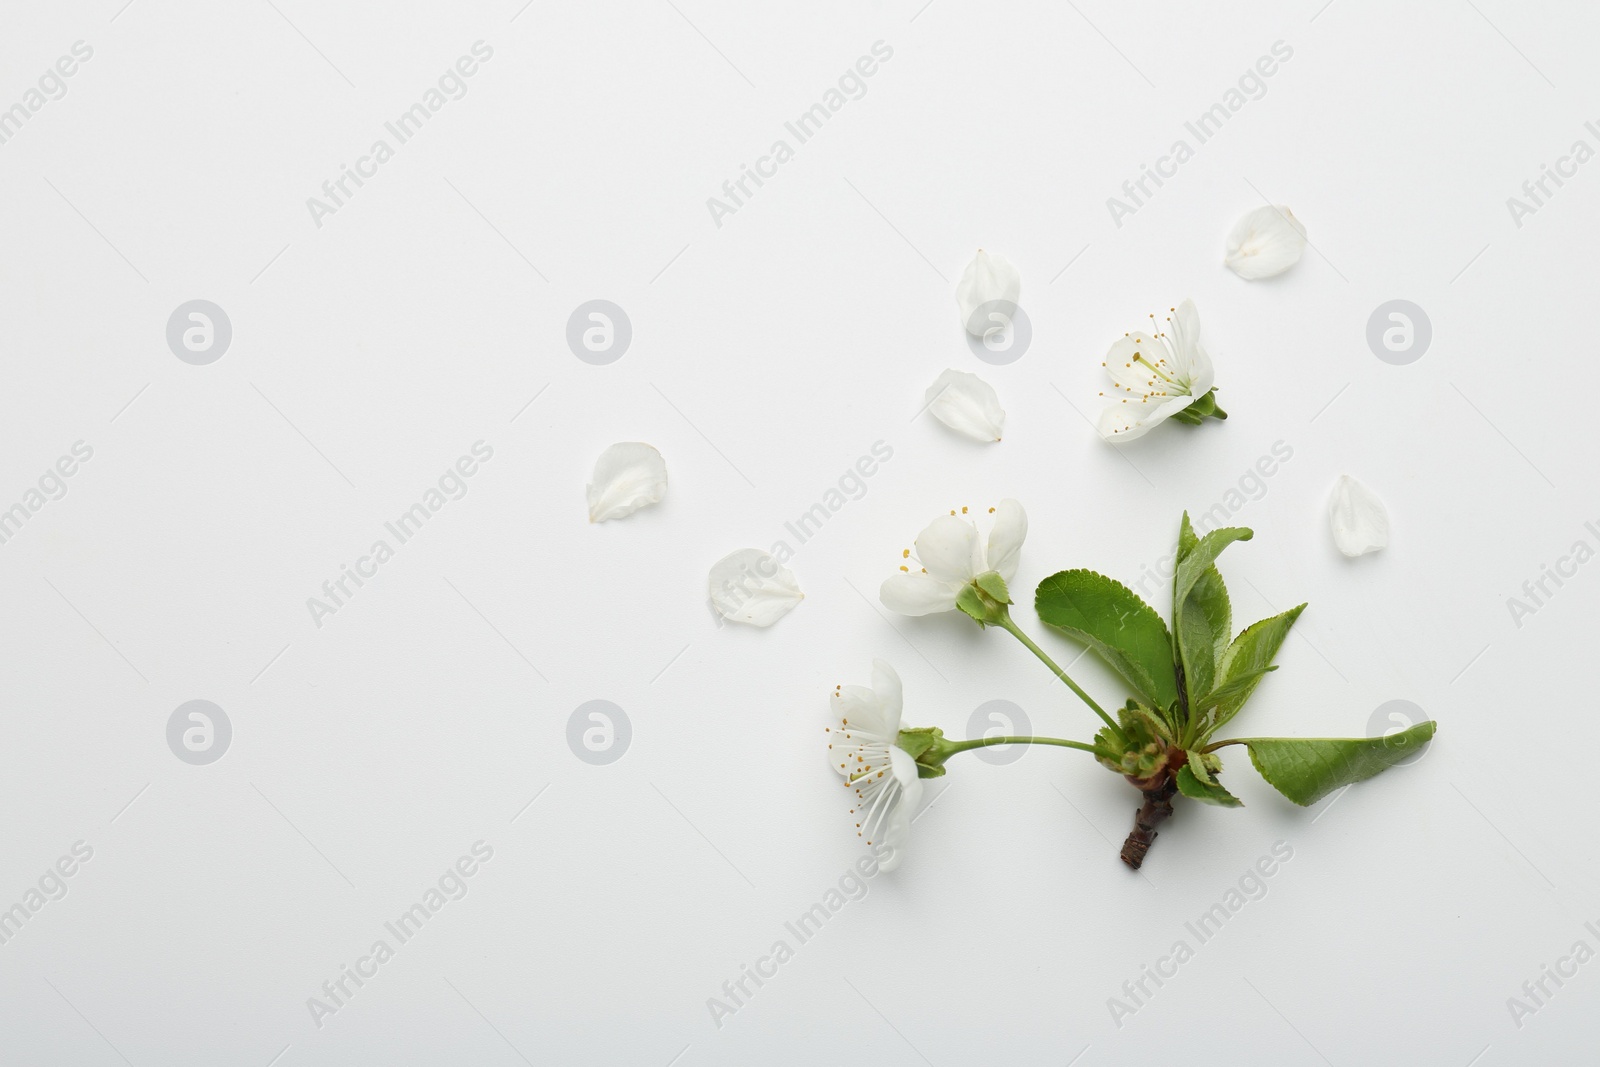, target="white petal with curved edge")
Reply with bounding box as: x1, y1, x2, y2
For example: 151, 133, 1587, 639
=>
1169, 299, 1214, 393
832, 685, 896, 740
914, 514, 980, 583
586, 442, 668, 522
879, 572, 961, 616
986, 499, 1028, 582
1329, 475, 1390, 557
708, 549, 804, 626
870, 659, 903, 726
875, 748, 924, 870
954, 249, 1021, 335
926, 368, 1005, 442
1098, 393, 1197, 442
1225, 205, 1307, 280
